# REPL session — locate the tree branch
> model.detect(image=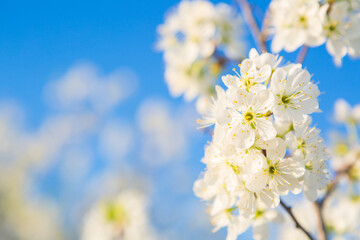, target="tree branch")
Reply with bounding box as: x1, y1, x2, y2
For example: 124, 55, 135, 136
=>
313, 161, 357, 240
296, 45, 309, 64
319, 161, 355, 207
313, 202, 328, 240
280, 200, 315, 240
237, 0, 267, 52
